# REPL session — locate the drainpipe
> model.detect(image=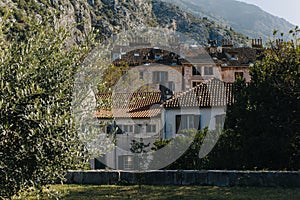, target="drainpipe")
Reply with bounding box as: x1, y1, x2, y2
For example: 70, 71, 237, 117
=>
163, 109, 167, 139
181, 67, 185, 91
